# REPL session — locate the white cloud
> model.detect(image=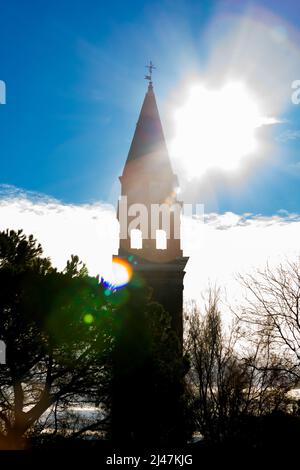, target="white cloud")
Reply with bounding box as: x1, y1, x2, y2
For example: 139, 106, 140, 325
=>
0, 186, 300, 307
0, 185, 118, 281
183, 211, 300, 304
